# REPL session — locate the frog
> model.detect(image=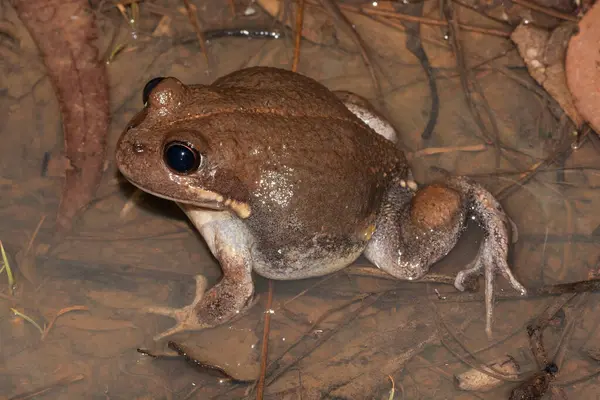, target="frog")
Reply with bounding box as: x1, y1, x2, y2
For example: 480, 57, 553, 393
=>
115, 66, 527, 341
